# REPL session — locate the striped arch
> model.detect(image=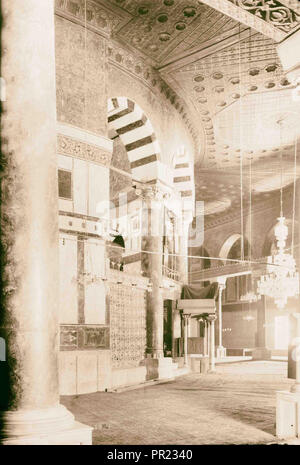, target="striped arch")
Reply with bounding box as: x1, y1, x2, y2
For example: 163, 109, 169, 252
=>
107, 97, 162, 183
173, 147, 195, 216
